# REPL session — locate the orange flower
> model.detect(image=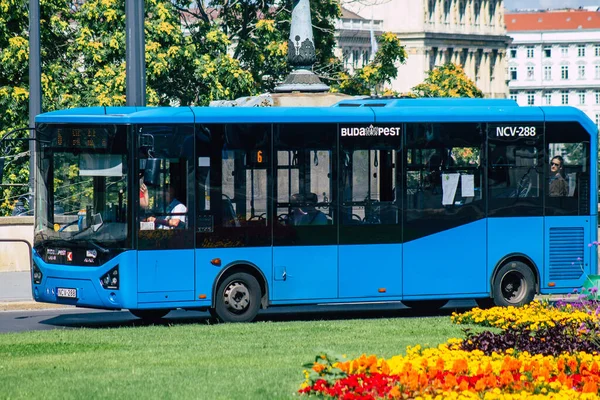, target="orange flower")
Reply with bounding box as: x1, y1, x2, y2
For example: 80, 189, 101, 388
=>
567, 358, 578, 372
582, 380, 598, 393
451, 359, 468, 374
312, 362, 326, 374
388, 385, 401, 399
499, 370, 514, 387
